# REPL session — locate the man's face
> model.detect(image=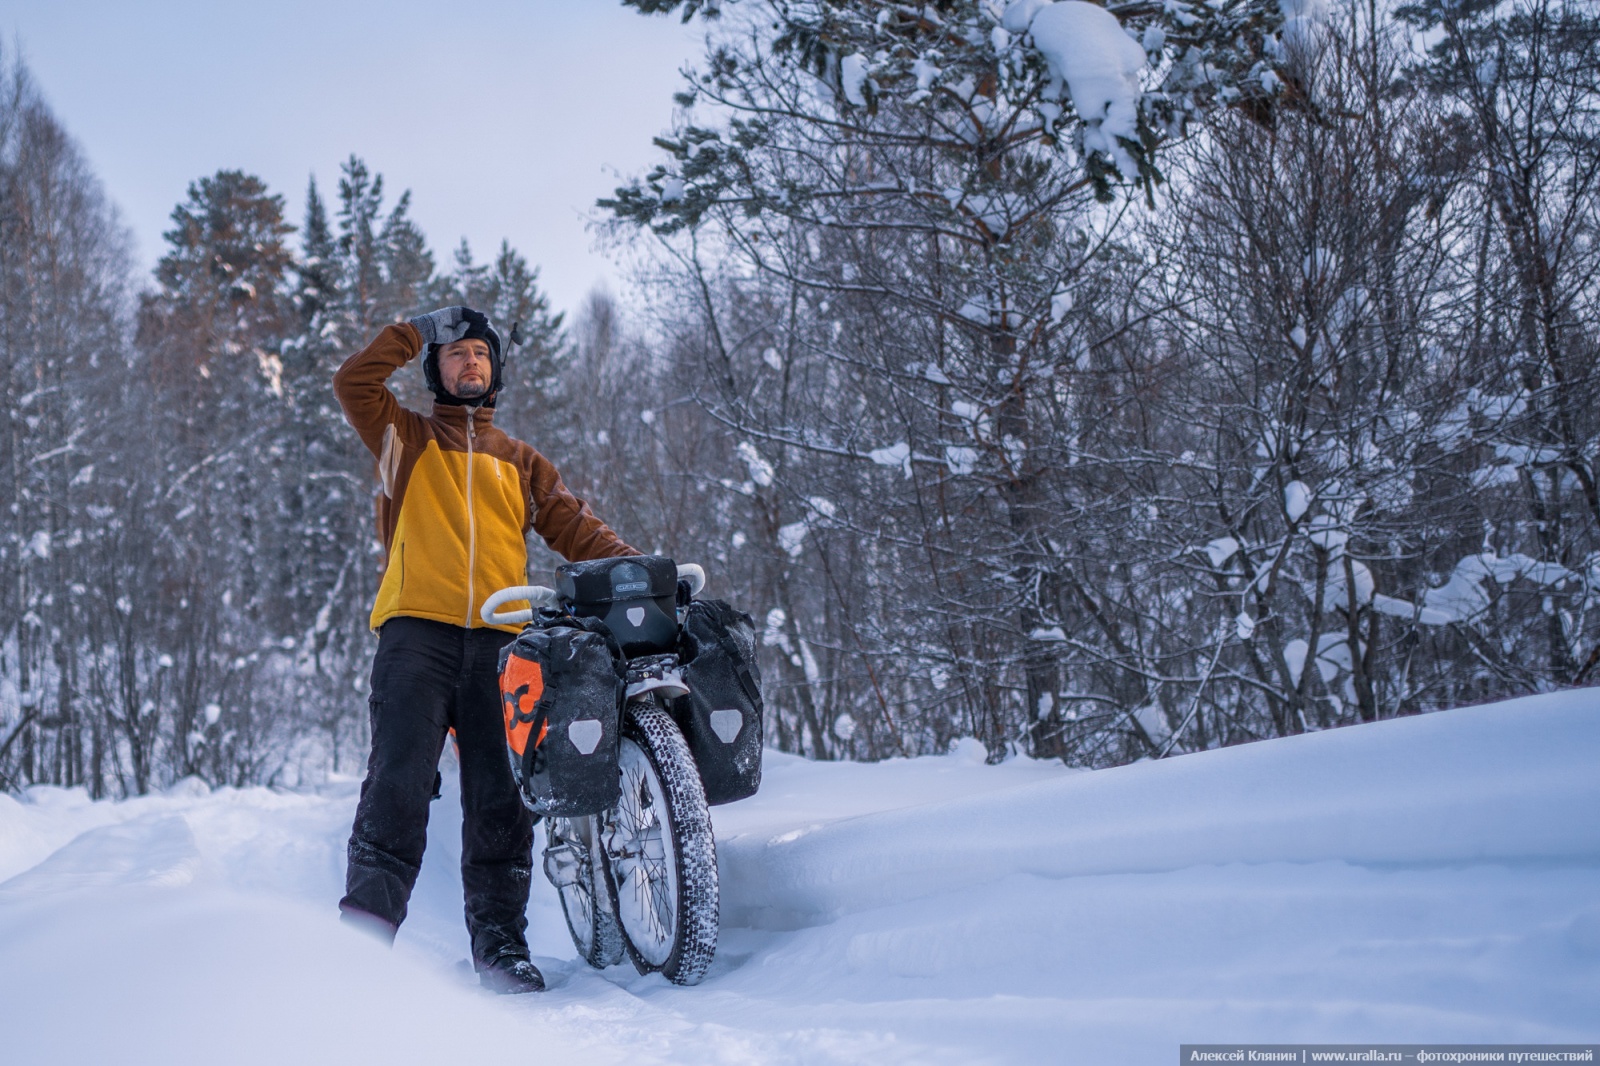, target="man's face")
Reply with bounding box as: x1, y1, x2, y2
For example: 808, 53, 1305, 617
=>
438, 338, 492, 399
